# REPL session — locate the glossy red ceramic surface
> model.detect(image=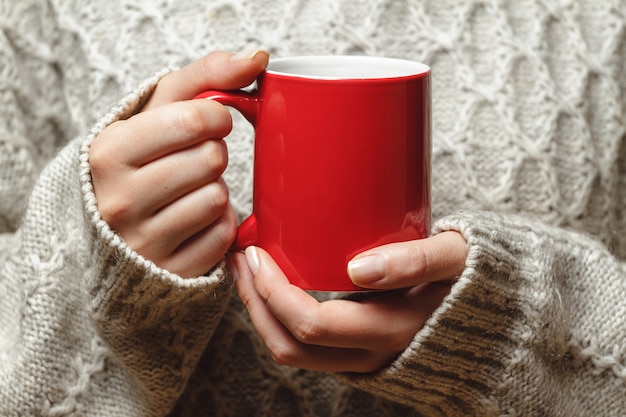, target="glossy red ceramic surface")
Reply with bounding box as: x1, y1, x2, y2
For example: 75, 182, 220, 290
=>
197, 56, 431, 291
